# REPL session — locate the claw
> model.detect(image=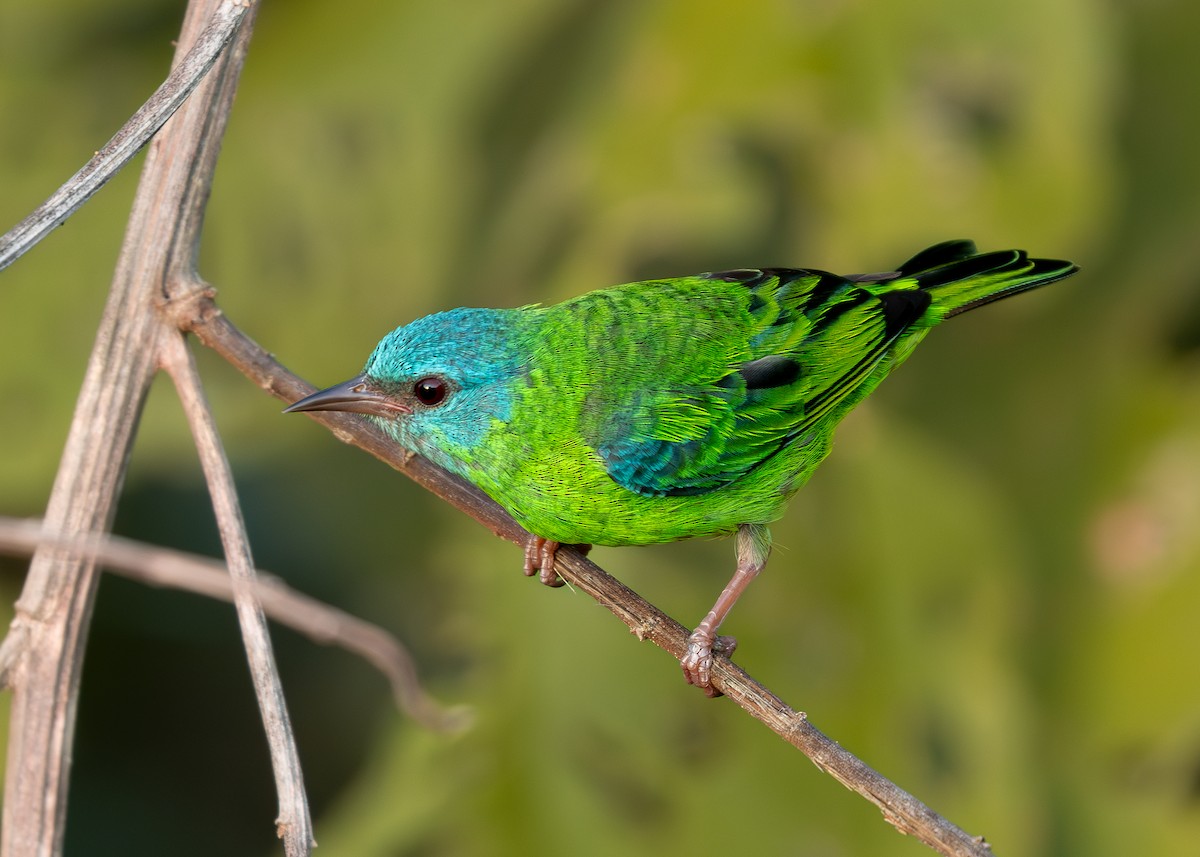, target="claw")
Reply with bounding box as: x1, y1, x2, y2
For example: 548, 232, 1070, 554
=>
522, 537, 539, 576
523, 536, 564, 587
714, 635, 738, 657
680, 632, 739, 697
681, 628, 715, 691
522, 539, 594, 588
539, 556, 564, 588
